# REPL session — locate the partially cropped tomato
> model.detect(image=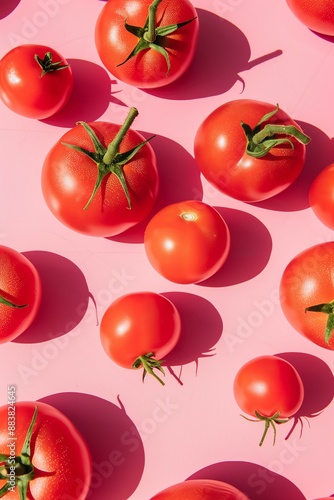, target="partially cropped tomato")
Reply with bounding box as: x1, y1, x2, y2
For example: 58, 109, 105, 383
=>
0, 245, 41, 343
0, 401, 91, 499
0, 44, 73, 119
309, 163, 334, 229
194, 100, 310, 202
286, 0, 334, 36
100, 292, 181, 385
280, 241, 334, 350
144, 200, 230, 284
95, 0, 199, 88
41, 107, 159, 237
150, 479, 250, 499
233, 355, 304, 446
